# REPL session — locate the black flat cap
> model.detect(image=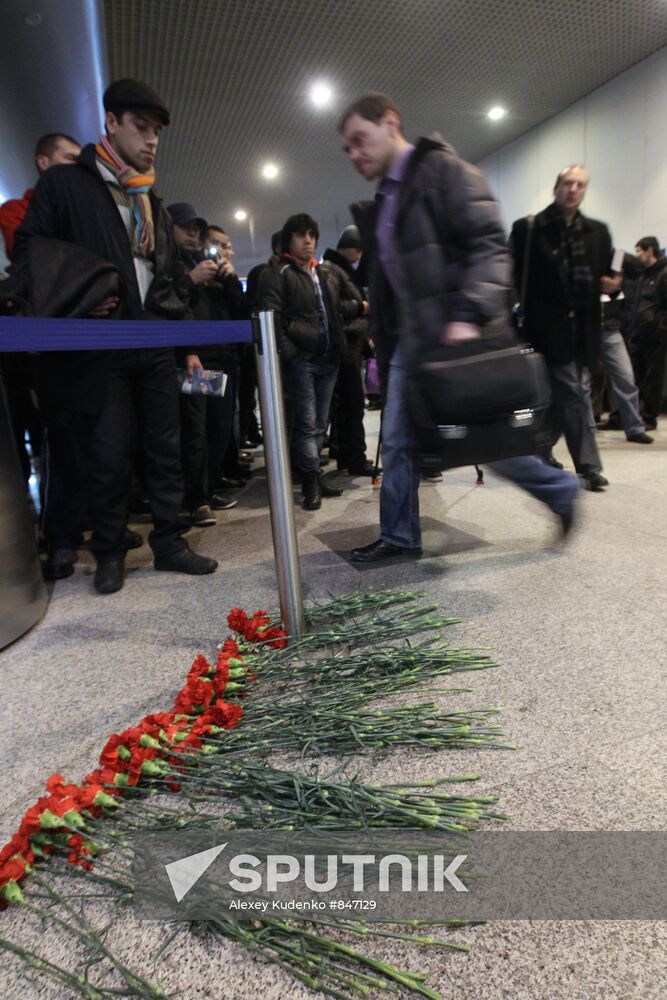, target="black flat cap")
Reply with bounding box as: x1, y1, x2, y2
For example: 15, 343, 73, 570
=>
167, 203, 207, 232
103, 78, 170, 126
337, 225, 362, 250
